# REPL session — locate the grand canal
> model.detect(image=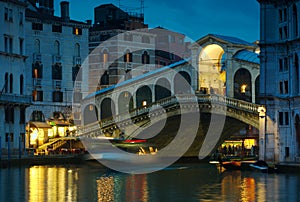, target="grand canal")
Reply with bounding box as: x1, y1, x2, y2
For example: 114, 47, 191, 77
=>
0, 162, 299, 202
